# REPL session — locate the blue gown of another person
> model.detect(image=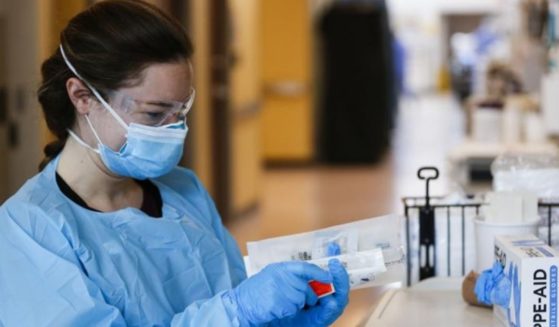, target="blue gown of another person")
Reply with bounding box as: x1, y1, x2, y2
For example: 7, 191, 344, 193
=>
0, 155, 248, 326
